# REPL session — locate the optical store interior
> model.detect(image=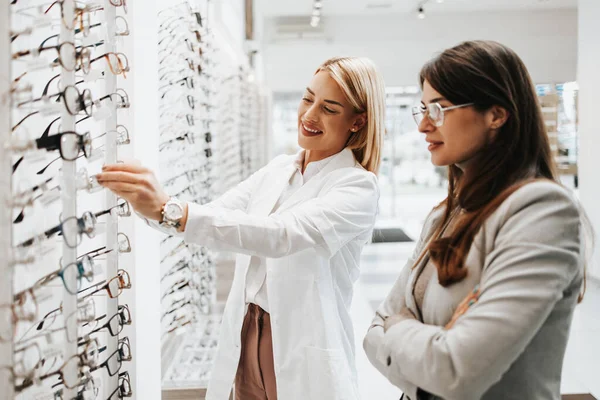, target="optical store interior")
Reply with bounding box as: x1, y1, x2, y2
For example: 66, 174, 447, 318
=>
1, 0, 600, 399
